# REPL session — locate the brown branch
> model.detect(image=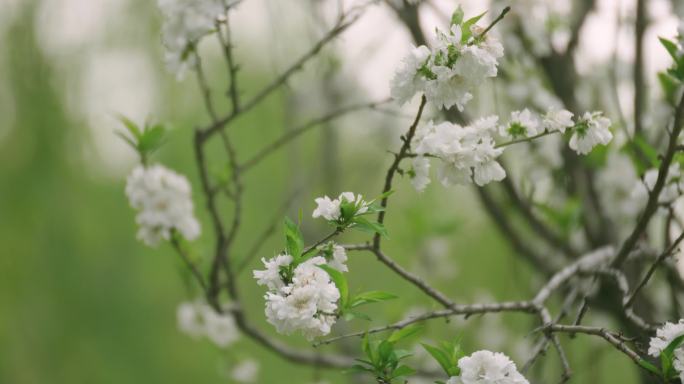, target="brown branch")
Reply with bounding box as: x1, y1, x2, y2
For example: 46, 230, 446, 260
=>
370, 248, 456, 308
546, 324, 649, 371
194, 51, 218, 121
612, 94, 684, 267
229, 309, 354, 368
364, 95, 457, 308
314, 301, 536, 347
216, 9, 240, 113
373, 95, 426, 249
633, 0, 647, 136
